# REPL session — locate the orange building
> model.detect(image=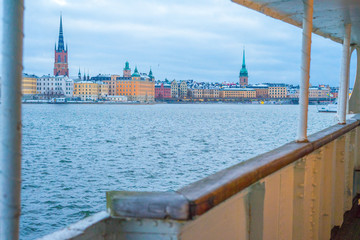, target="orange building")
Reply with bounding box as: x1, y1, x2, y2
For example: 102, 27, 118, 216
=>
104, 64, 155, 102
